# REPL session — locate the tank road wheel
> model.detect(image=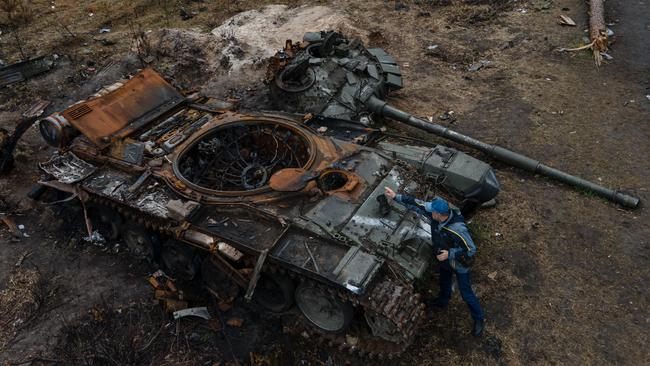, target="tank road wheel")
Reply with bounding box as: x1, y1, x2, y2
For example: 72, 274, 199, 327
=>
295, 283, 353, 333
122, 223, 160, 261
253, 273, 295, 312
160, 240, 200, 281
88, 204, 122, 240
364, 310, 403, 343
201, 256, 239, 301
